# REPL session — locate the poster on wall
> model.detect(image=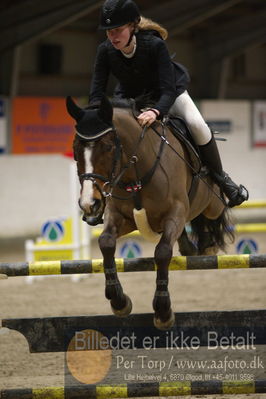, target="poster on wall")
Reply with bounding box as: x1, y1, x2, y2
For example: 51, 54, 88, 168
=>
12, 97, 75, 154
0, 97, 7, 154
253, 101, 266, 147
